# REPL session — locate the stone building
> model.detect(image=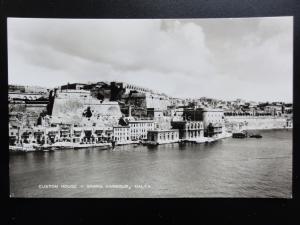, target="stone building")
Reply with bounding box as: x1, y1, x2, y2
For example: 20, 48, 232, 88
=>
181, 107, 224, 137
182, 107, 203, 121
9, 127, 19, 145
128, 120, 155, 141
113, 126, 131, 143
206, 123, 223, 137
201, 108, 224, 129
201, 108, 224, 137
171, 121, 204, 140
147, 129, 179, 145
